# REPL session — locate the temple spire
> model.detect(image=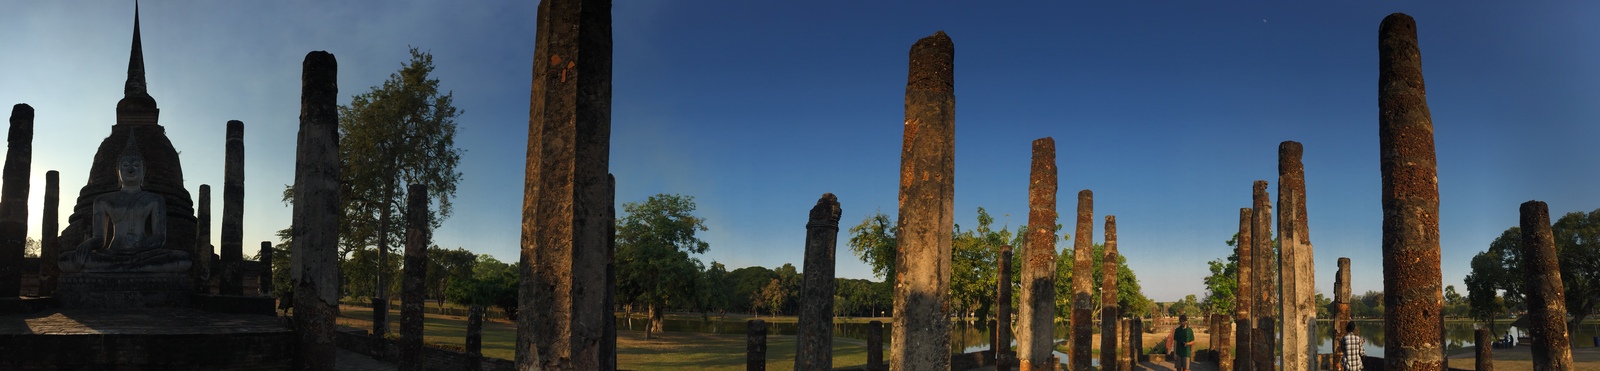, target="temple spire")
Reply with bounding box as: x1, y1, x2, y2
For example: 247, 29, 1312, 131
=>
124, 0, 148, 98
